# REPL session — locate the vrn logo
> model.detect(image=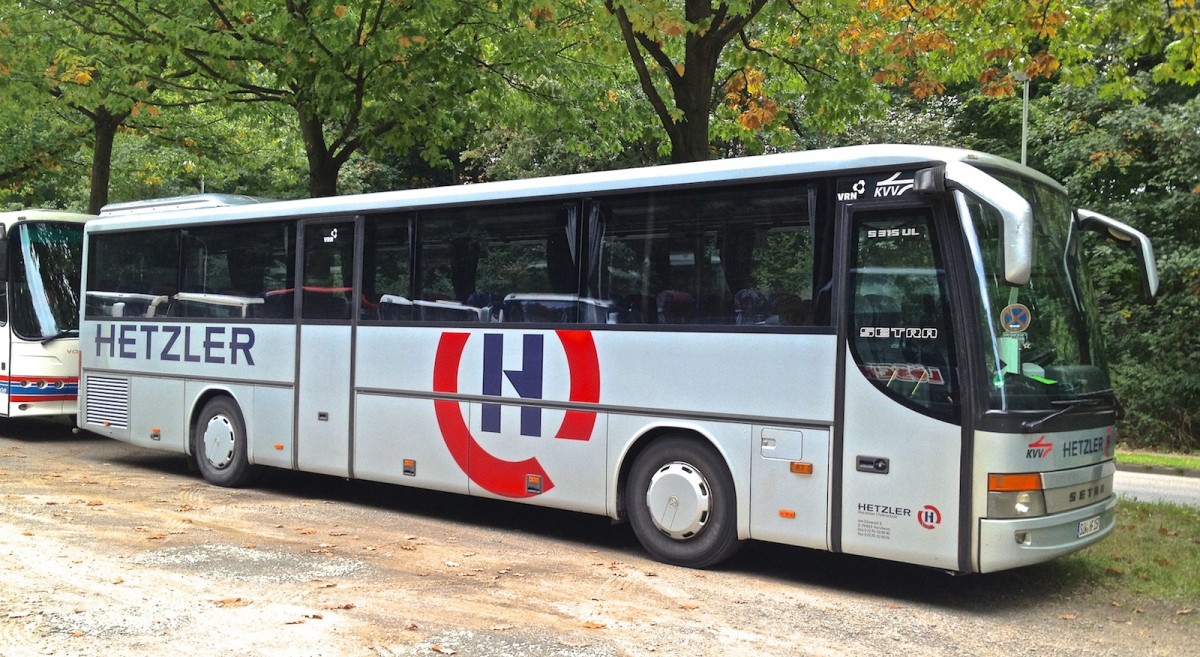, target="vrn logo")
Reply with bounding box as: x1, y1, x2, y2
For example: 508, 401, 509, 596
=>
837, 179, 867, 201
482, 334, 544, 436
